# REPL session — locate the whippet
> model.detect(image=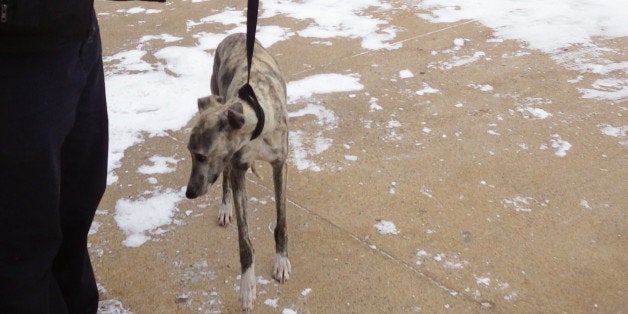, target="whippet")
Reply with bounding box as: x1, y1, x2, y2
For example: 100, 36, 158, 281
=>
185, 33, 290, 311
